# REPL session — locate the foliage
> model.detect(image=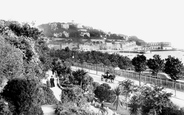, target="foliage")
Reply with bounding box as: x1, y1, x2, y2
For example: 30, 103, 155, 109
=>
147, 54, 164, 76
128, 85, 173, 115
162, 104, 184, 115
92, 82, 100, 91
49, 48, 132, 70
72, 69, 93, 91
132, 54, 147, 73
55, 102, 98, 115
1, 78, 43, 115
128, 95, 140, 115
164, 56, 183, 81
119, 79, 135, 108
141, 86, 172, 115
0, 37, 24, 80
94, 83, 112, 103
112, 86, 122, 110
61, 86, 87, 107
132, 55, 147, 86
7, 22, 41, 40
